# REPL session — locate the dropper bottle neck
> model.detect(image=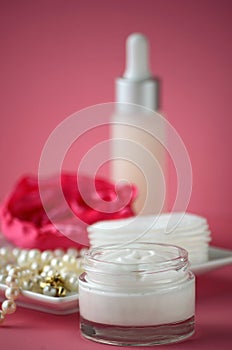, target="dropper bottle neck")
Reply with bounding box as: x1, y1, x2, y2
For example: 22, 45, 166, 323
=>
115, 33, 159, 112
